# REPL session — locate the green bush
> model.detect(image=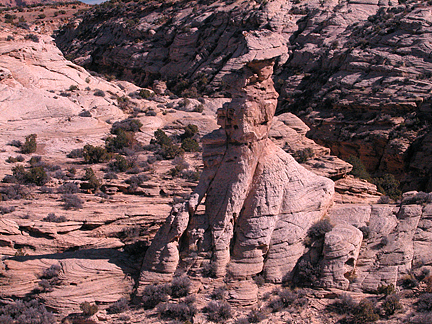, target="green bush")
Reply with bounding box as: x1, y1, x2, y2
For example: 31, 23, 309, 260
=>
373, 174, 401, 200
12, 165, 48, 186
139, 89, 154, 99
109, 154, 131, 172
141, 284, 170, 309
376, 283, 396, 296
21, 134, 37, 154
293, 147, 315, 163
352, 299, 379, 323
83, 144, 110, 163
170, 276, 191, 298
204, 301, 232, 321
110, 119, 142, 135
80, 302, 98, 316
0, 299, 55, 324
105, 129, 135, 152
348, 156, 372, 181
181, 138, 199, 152
62, 194, 83, 209
181, 124, 198, 139
381, 294, 402, 316
83, 168, 101, 191
308, 218, 333, 240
